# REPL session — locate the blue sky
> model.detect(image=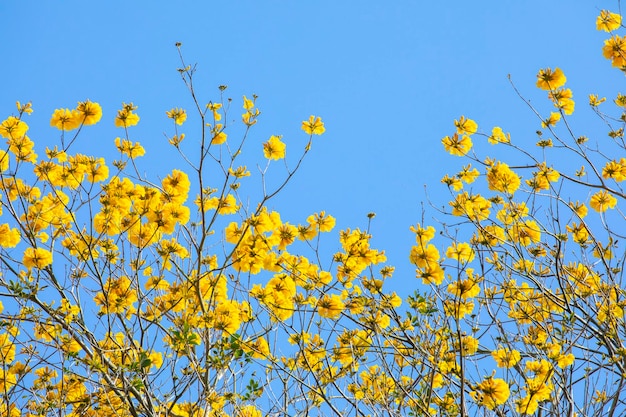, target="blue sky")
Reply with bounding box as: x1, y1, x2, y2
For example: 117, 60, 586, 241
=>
3, 1, 620, 293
